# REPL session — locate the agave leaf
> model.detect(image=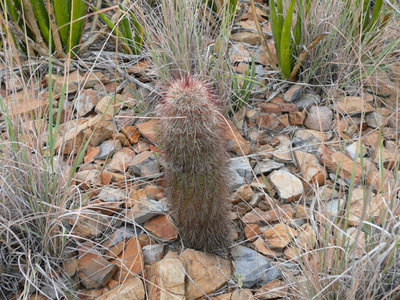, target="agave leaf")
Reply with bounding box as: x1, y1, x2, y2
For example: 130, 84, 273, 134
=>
368, 0, 383, 31
280, 0, 296, 79
119, 10, 134, 50
52, 0, 71, 47
128, 10, 143, 55
29, 0, 51, 46
269, 0, 281, 66
66, 0, 86, 55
